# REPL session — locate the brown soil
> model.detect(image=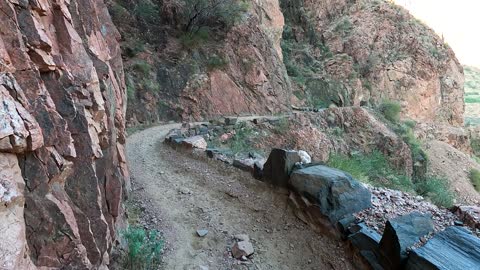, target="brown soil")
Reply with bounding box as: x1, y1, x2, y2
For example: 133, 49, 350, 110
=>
126, 123, 354, 270
425, 140, 480, 204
